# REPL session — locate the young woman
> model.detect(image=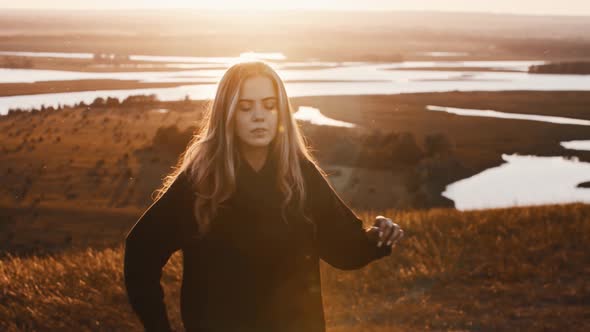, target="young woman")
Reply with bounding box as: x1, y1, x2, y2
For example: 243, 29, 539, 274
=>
123, 60, 404, 332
